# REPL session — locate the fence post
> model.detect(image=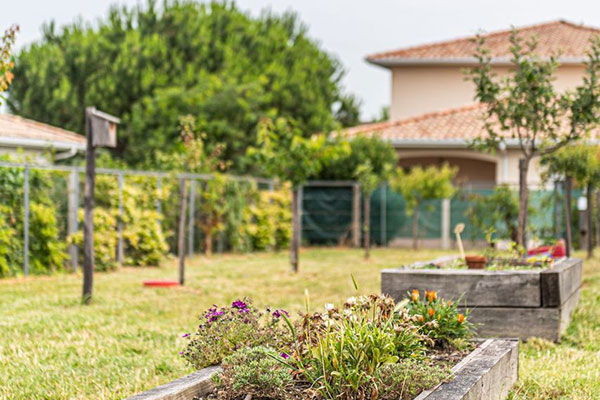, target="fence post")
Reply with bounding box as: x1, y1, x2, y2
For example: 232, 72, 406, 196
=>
298, 185, 304, 245
68, 170, 79, 271
117, 173, 124, 267
441, 198, 451, 249
188, 179, 195, 257
23, 165, 30, 276
156, 176, 162, 215
352, 183, 360, 247
380, 185, 387, 246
